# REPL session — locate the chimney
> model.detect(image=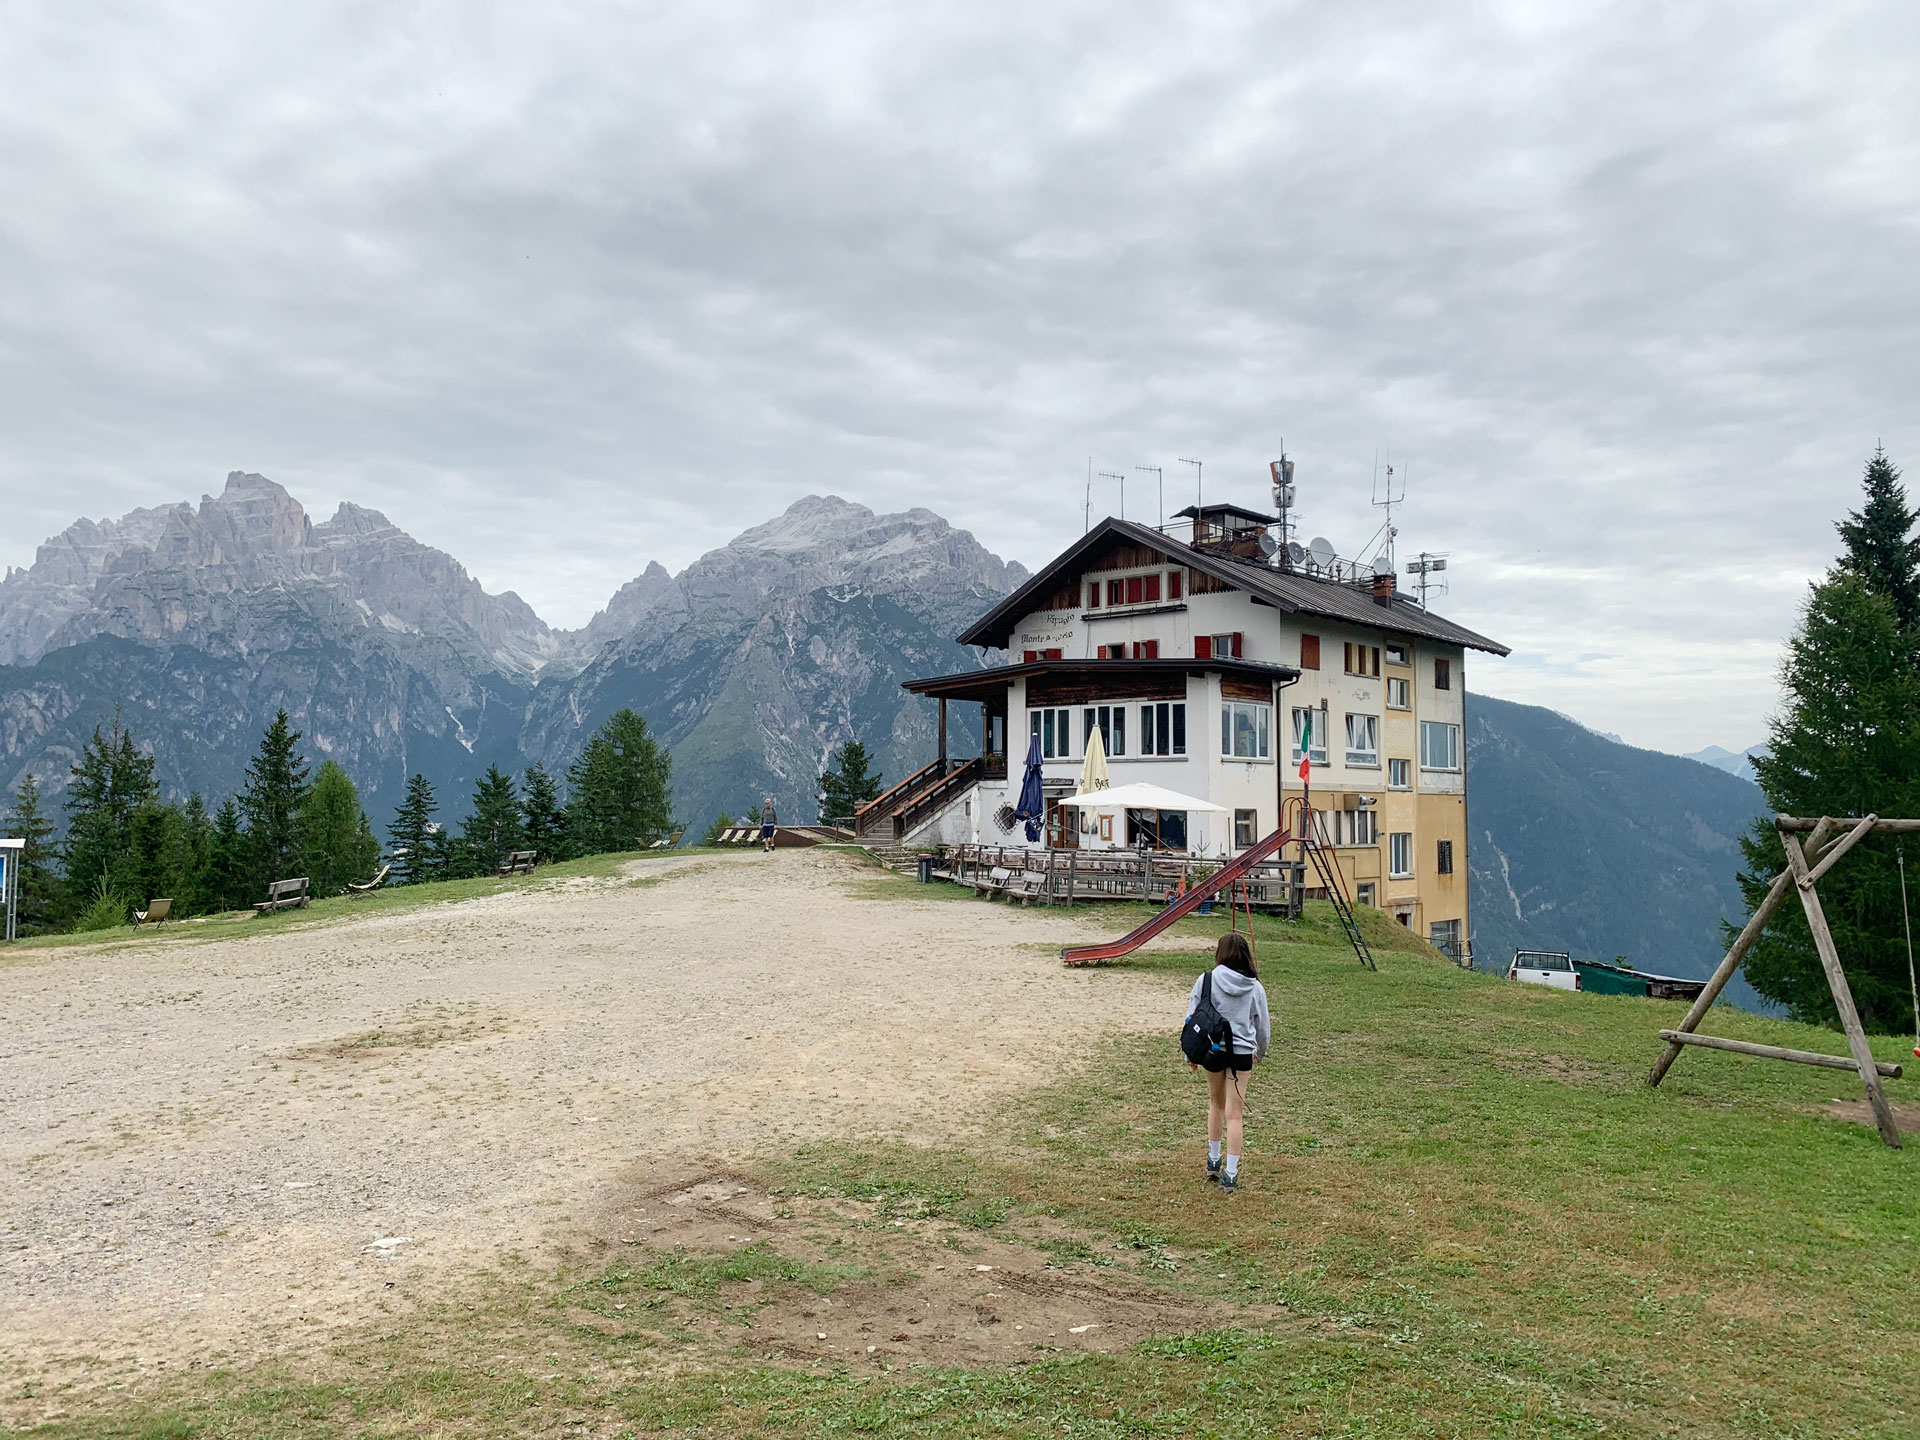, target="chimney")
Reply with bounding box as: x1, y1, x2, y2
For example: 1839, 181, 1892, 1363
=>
1371, 571, 1396, 606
